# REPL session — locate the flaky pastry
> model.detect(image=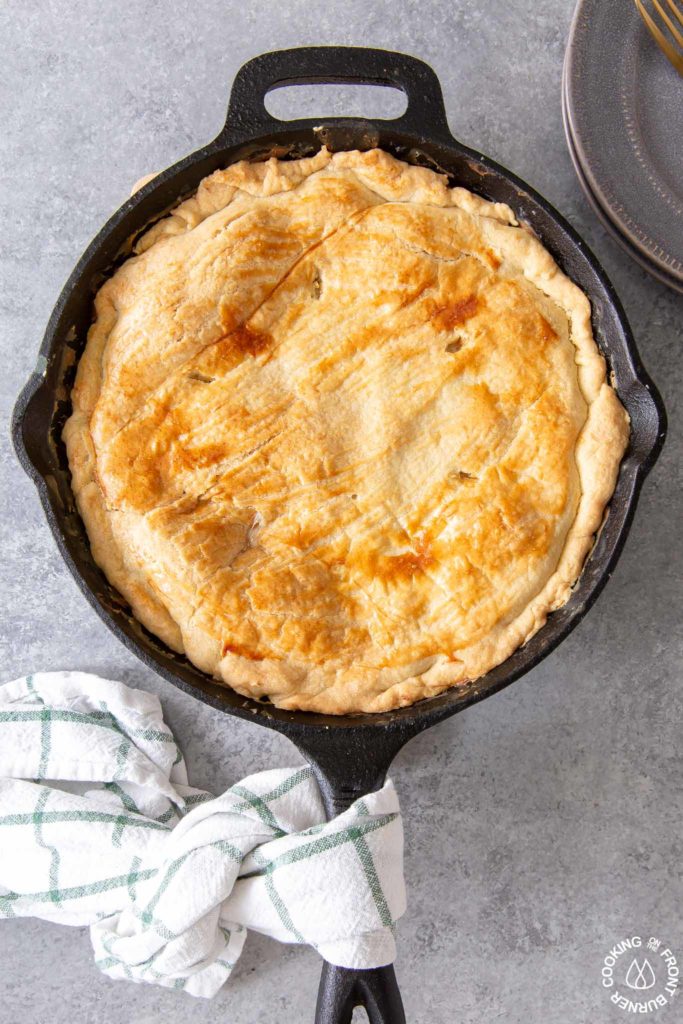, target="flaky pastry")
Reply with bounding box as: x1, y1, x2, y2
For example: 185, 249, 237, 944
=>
64, 149, 629, 714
